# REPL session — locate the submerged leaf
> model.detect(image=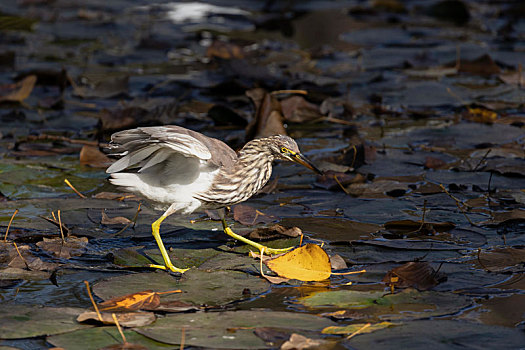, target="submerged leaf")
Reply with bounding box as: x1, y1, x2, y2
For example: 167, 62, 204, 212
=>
266, 244, 331, 281
77, 311, 155, 327
36, 236, 88, 259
